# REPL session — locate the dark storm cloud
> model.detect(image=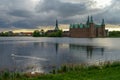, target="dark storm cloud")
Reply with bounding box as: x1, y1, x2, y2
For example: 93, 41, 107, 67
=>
36, 0, 88, 17
8, 10, 34, 18
11, 20, 33, 28
35, 0, 100, 25
0, 0, 119, 29
0, 20, 9, 27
